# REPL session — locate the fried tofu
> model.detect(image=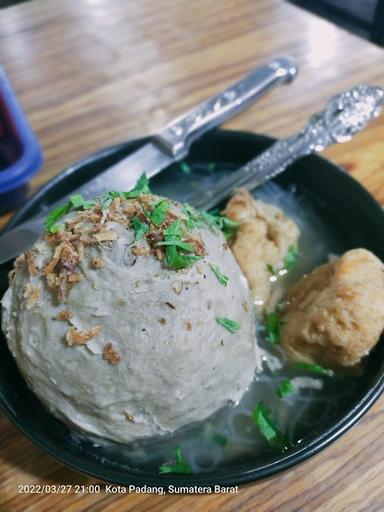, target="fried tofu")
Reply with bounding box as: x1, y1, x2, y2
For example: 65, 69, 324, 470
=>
223, 188, 300, 312
280, 248, 384, 368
